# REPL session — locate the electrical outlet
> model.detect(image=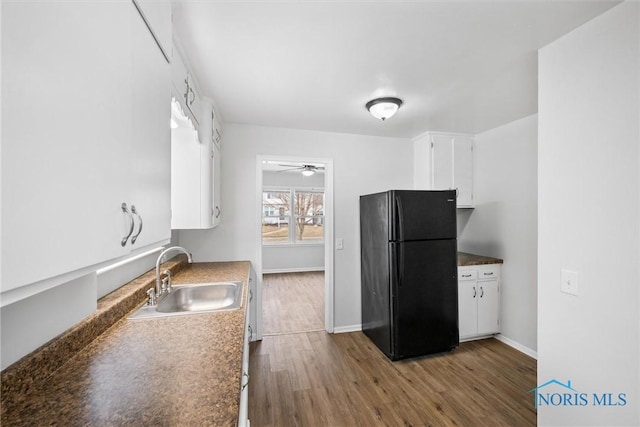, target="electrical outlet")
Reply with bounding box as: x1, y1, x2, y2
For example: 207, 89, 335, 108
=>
336, 238, 344, 250
561, 269, 578, 296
